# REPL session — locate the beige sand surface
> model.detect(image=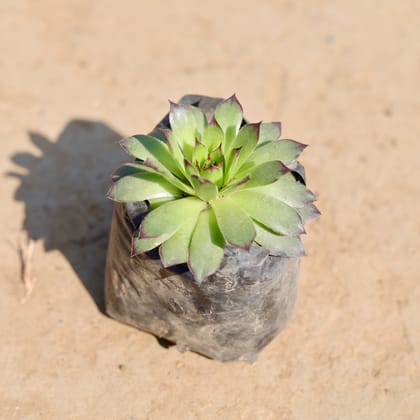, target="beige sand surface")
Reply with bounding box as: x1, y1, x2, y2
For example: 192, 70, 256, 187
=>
1, 1, 419, 419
